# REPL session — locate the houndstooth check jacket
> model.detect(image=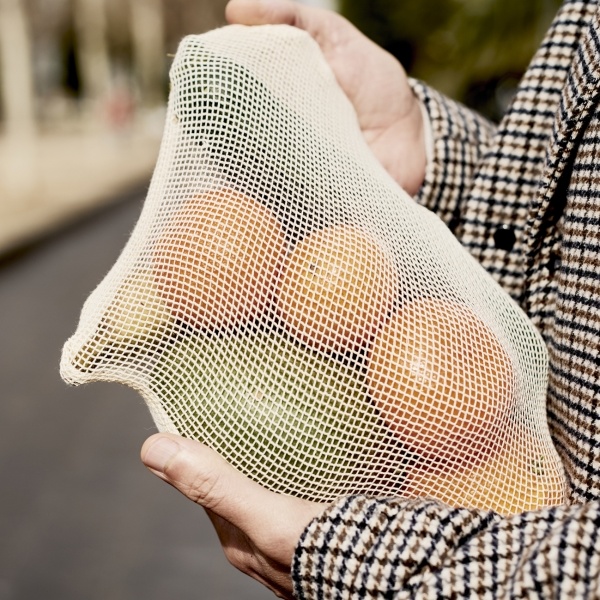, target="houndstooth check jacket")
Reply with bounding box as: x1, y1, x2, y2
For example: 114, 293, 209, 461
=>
291, 0, 600, 597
